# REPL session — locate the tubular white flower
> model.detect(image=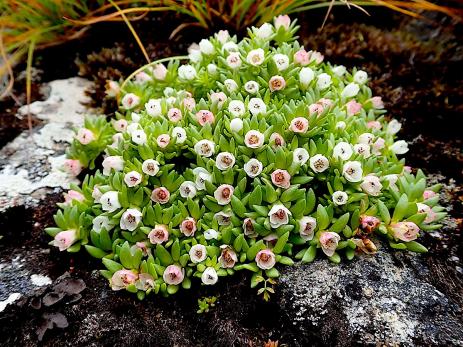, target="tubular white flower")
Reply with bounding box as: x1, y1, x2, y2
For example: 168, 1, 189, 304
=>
289, 117, 309, 133
299, 216, 317, 241
333, 142, 353, 161
248, 98, 266, 115
360, 175, 383, 196
354, 70, 368, 84
342, 161, 363, 182
332, 191, 348, 206
387, 119, 402, 135
228, 100, 246, 117
199, 39, 214, 55
256, 23, 273, 39
316, 73, 332, 90
167, 107, 182, 122
222, 41, 238, 53
121, 93, 140, 110
268, 204, 292, 228
332, 65, 346, 76
299, 67, 314, 86
179, 181, 197, 198
124, 171, 142, 187
246, 48, 265, 66
336, 121, 346, 130
244, 80, 259, 94
244, 158, 263, 178
207, 63, 217, 75
145, 99, 162, 117
354, 143, 371, 158
390, 140, 409, 155
189, 244, 207, 263
142, 159, 160, 176
255, 249, 276, 270
341, 83, 360, 98
204, 229, 219, 240
216, 152, 236, 170
293, 148, 310, 165
384, 174, 399, 191
172, 127, 187, 144
132, 129, 147, 145
178, 65, 197, 80
214, 211, 232, 226
319, 232, 341, 257
224, 79, 238, 93
201, 267, 218, 285
93, 216, 114, 233
100, 191, 121, 212
194, 139, 215, 157
102, 156, 124, 176
273, 54, 289, 71
230, 118, 243, 132
244, 130, 265, 149
309, 154, 329, 173
358, 133, 374, 145
120, 208, 142, 231
226, 52, 242, 69
216, 30, 230, 44
193, 167, 212, 190
214, 184, 234, 205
